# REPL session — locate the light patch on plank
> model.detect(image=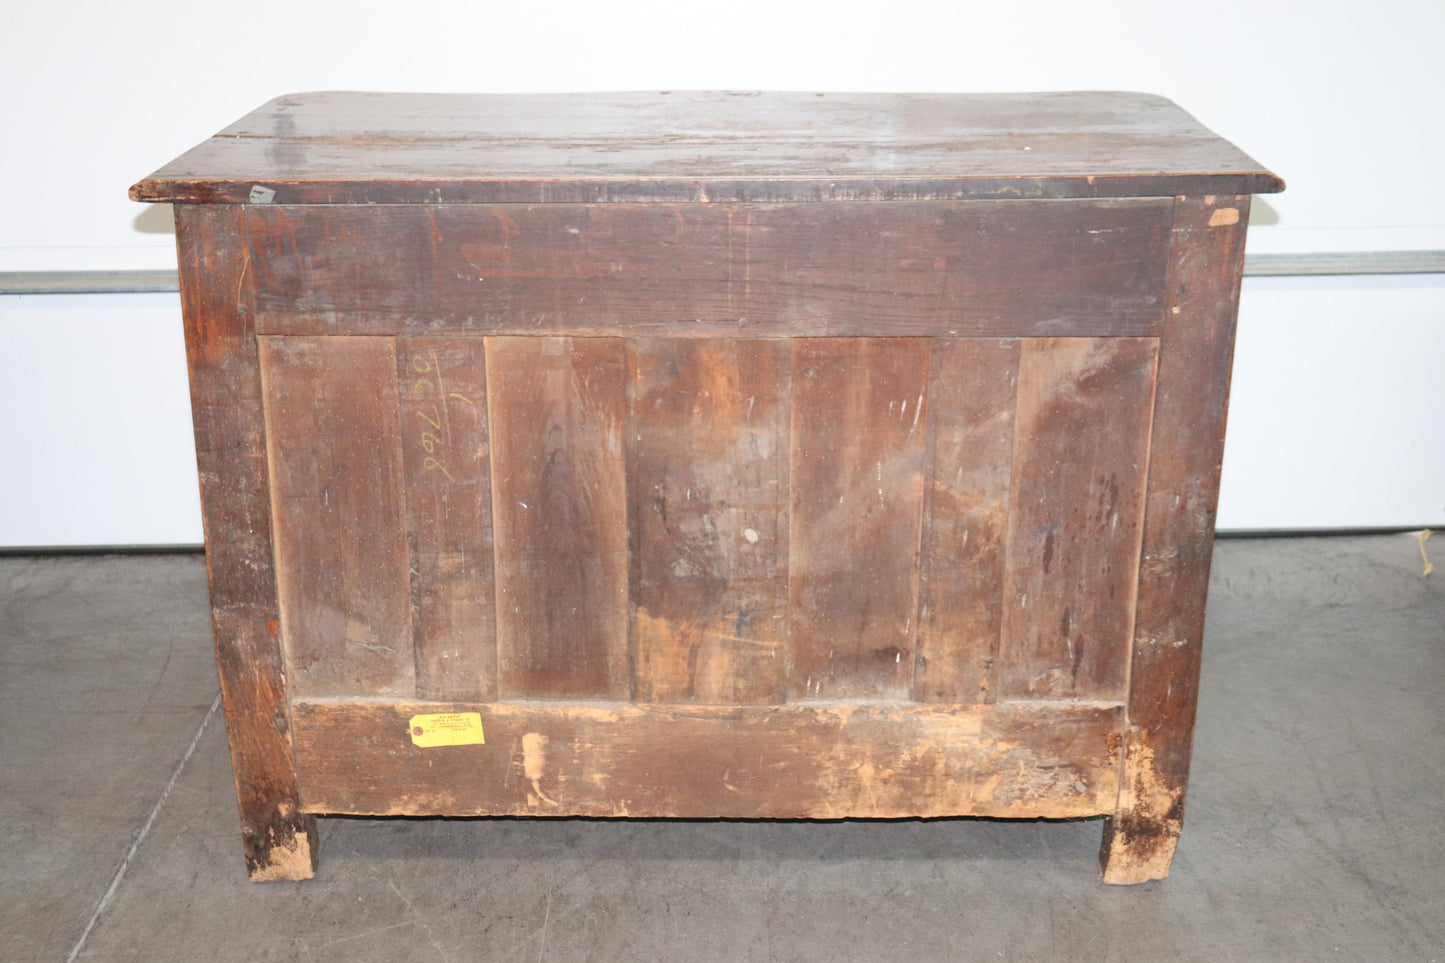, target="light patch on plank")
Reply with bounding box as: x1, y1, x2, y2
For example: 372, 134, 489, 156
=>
522, 732, 557, 807
1207, 207, 1240, 227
